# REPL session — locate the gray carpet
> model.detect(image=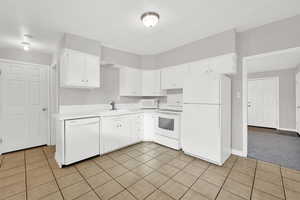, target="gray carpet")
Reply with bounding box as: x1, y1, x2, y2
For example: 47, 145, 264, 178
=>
248, 128, 300, 170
